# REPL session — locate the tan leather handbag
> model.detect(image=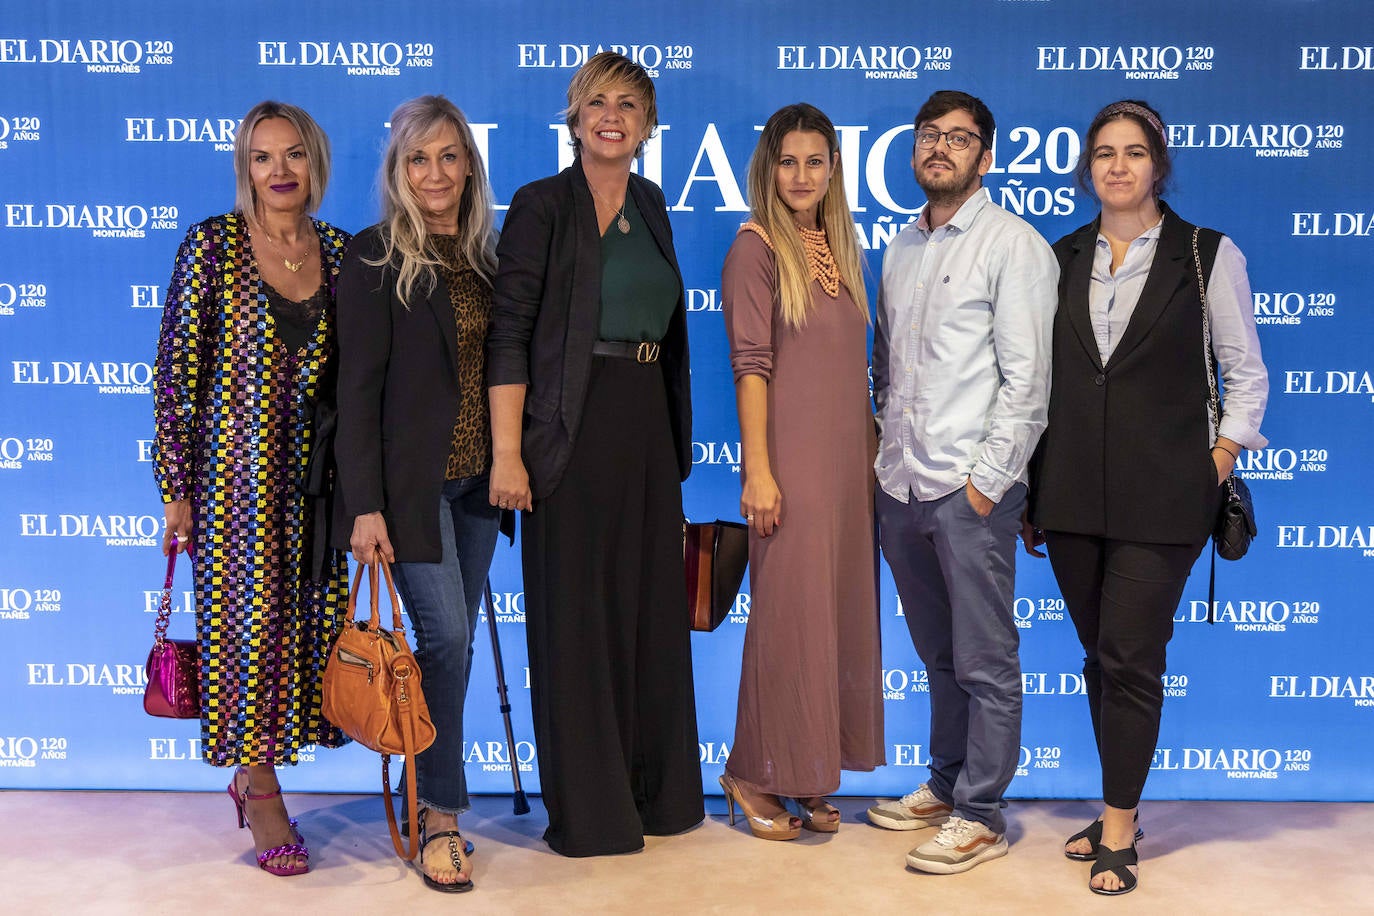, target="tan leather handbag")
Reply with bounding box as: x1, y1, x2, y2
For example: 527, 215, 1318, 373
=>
321, 558, 436, 860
